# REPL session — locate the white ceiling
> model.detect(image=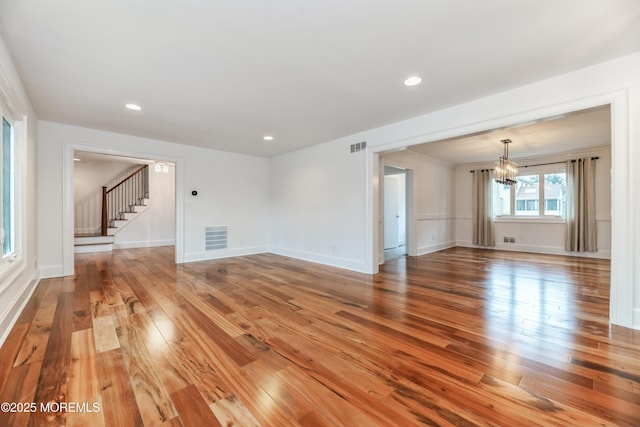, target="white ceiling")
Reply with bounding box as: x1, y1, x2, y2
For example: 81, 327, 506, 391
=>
408, 106, 611, 165
1, 1, 639, 157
